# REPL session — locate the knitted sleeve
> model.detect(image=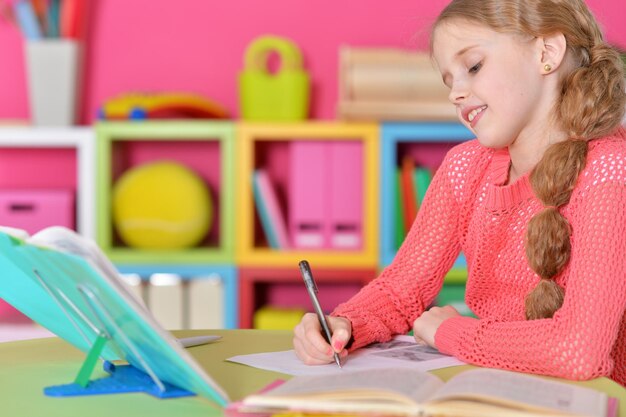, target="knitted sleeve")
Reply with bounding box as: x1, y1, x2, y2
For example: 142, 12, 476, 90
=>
436, 152, 626, 381
332, 141, 491, 350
